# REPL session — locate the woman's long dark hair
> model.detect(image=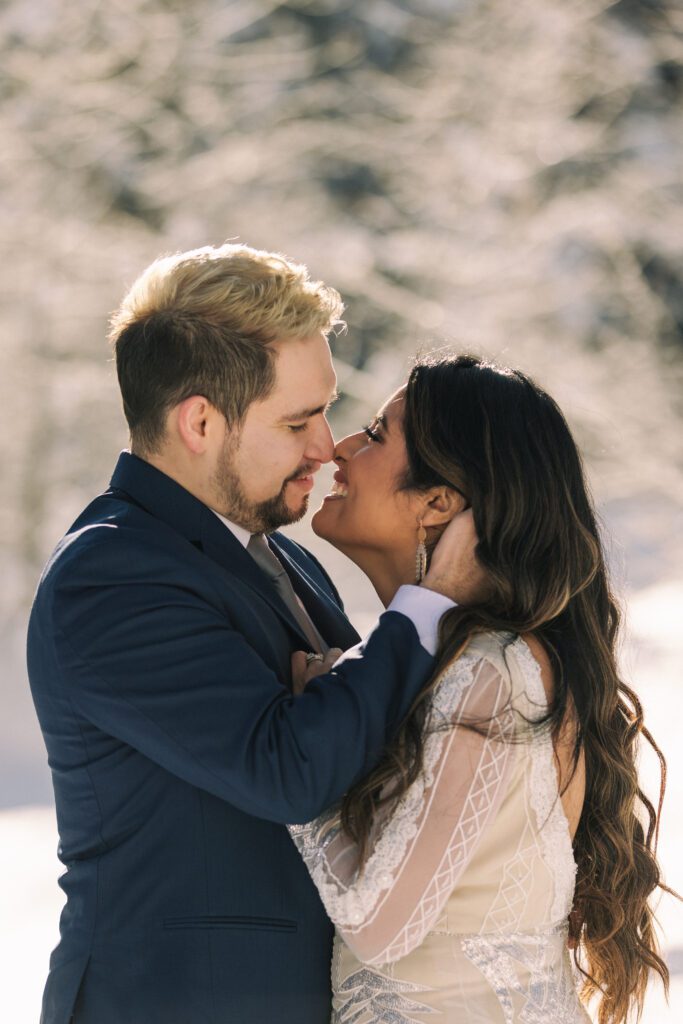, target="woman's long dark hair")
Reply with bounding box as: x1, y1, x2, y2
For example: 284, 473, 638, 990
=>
339, 354, 672, 1024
